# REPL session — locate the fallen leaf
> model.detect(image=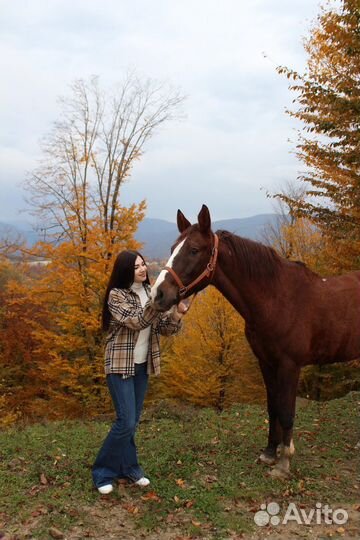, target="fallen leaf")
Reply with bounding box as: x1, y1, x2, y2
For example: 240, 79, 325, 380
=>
122, 503, 139, 514
40, 473, 48, 485
175, 478, 186, 488
297, 479, 305, 491
191, 520, 201, 527
49, 527, 64, 539
141, 491, 161, 502
205, 475, 218, 483
28, 485, 40, 496
31, 506, 48, 517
